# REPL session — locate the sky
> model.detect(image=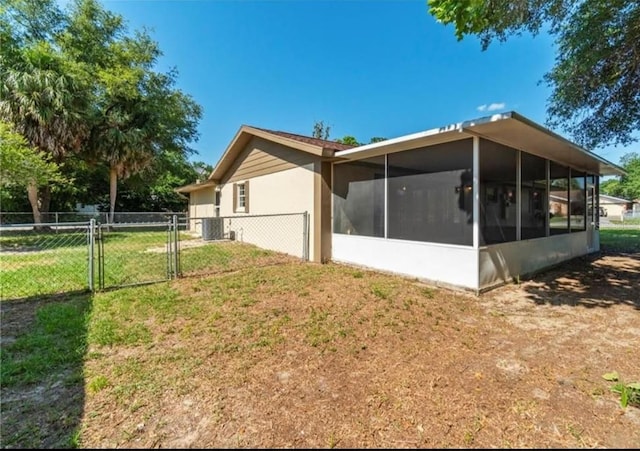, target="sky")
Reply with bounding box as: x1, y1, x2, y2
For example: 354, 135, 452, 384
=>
86, 0, 635, 169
